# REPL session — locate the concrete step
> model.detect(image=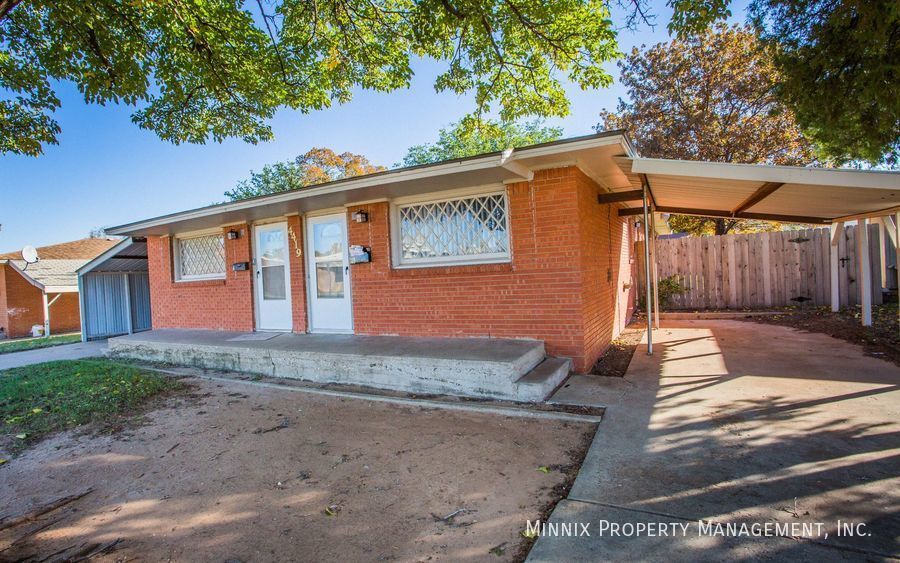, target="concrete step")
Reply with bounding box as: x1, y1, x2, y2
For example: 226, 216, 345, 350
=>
514, 357, 572, 402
